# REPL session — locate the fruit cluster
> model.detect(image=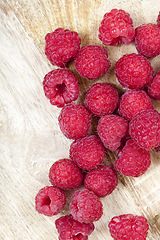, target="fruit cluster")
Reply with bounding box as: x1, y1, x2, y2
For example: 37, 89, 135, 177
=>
35, 9, 160, 240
